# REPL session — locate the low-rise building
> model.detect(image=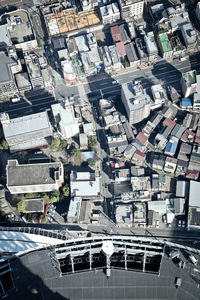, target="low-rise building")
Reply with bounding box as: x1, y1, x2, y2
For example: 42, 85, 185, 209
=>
70, 171, 100, 198
181, 70, 197, 98
176, 180, 189, 198
99, 2, 120, 25
144, 32, 158, 62
118, 0, 144, 21
135, 37, 148, 65
6, 160, 63, 194
23, 199, 44, 213
181, 23, 197, 51
79, 133, 88, 150
165, 136, 179, 157
133, 202, 146, 227
115, 203, 133, 227
158, 33, 173, 58
188, 180, 200, 230
164, 157, 177, 174
1, 111, 53, 152
152, 154, 165, 171
125, 42, 140, 68
51, 101, 79, 139
15, 72, 31, 92
24, 52, 44, 89
180, 97, 193, 109
67, 196, 82, 223
132, 150, 146, 164
151, 84, 167, 109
